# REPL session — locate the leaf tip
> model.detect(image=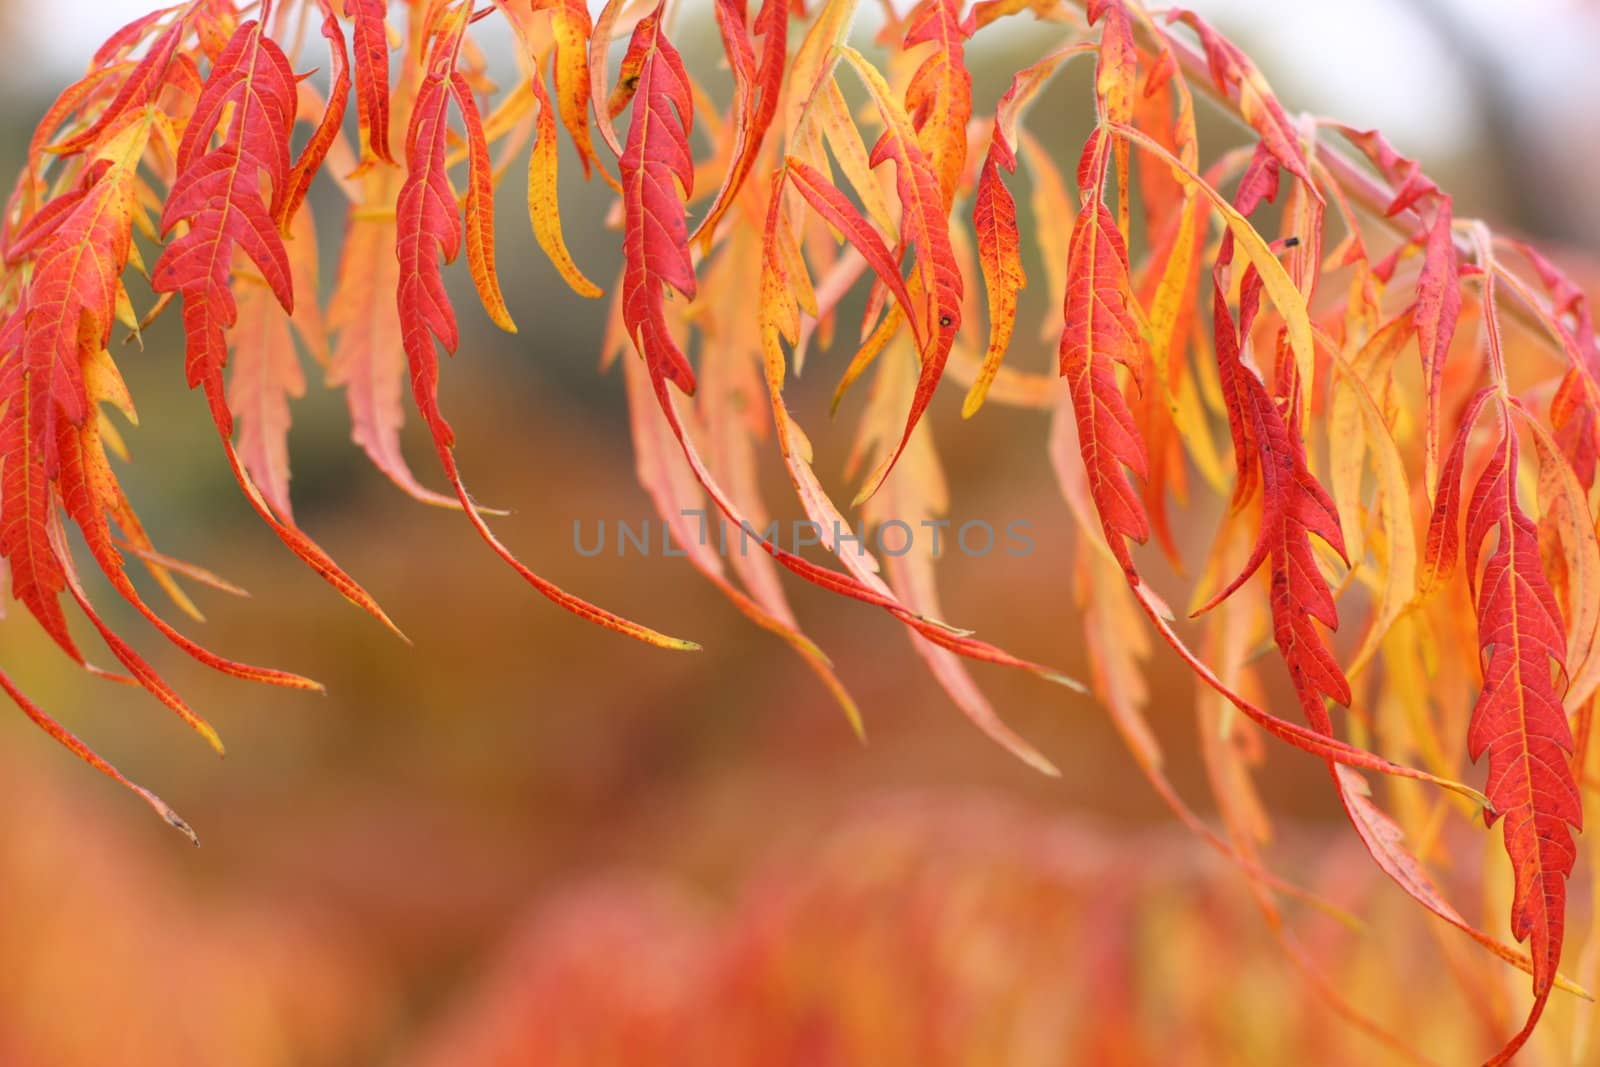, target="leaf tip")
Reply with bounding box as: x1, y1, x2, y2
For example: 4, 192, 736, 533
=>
1042, 670, 1090, 695
1031, 754, 1063, 778
200, 725, 226, 758
383, 616, 414, 646
137, 787, 199, 846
